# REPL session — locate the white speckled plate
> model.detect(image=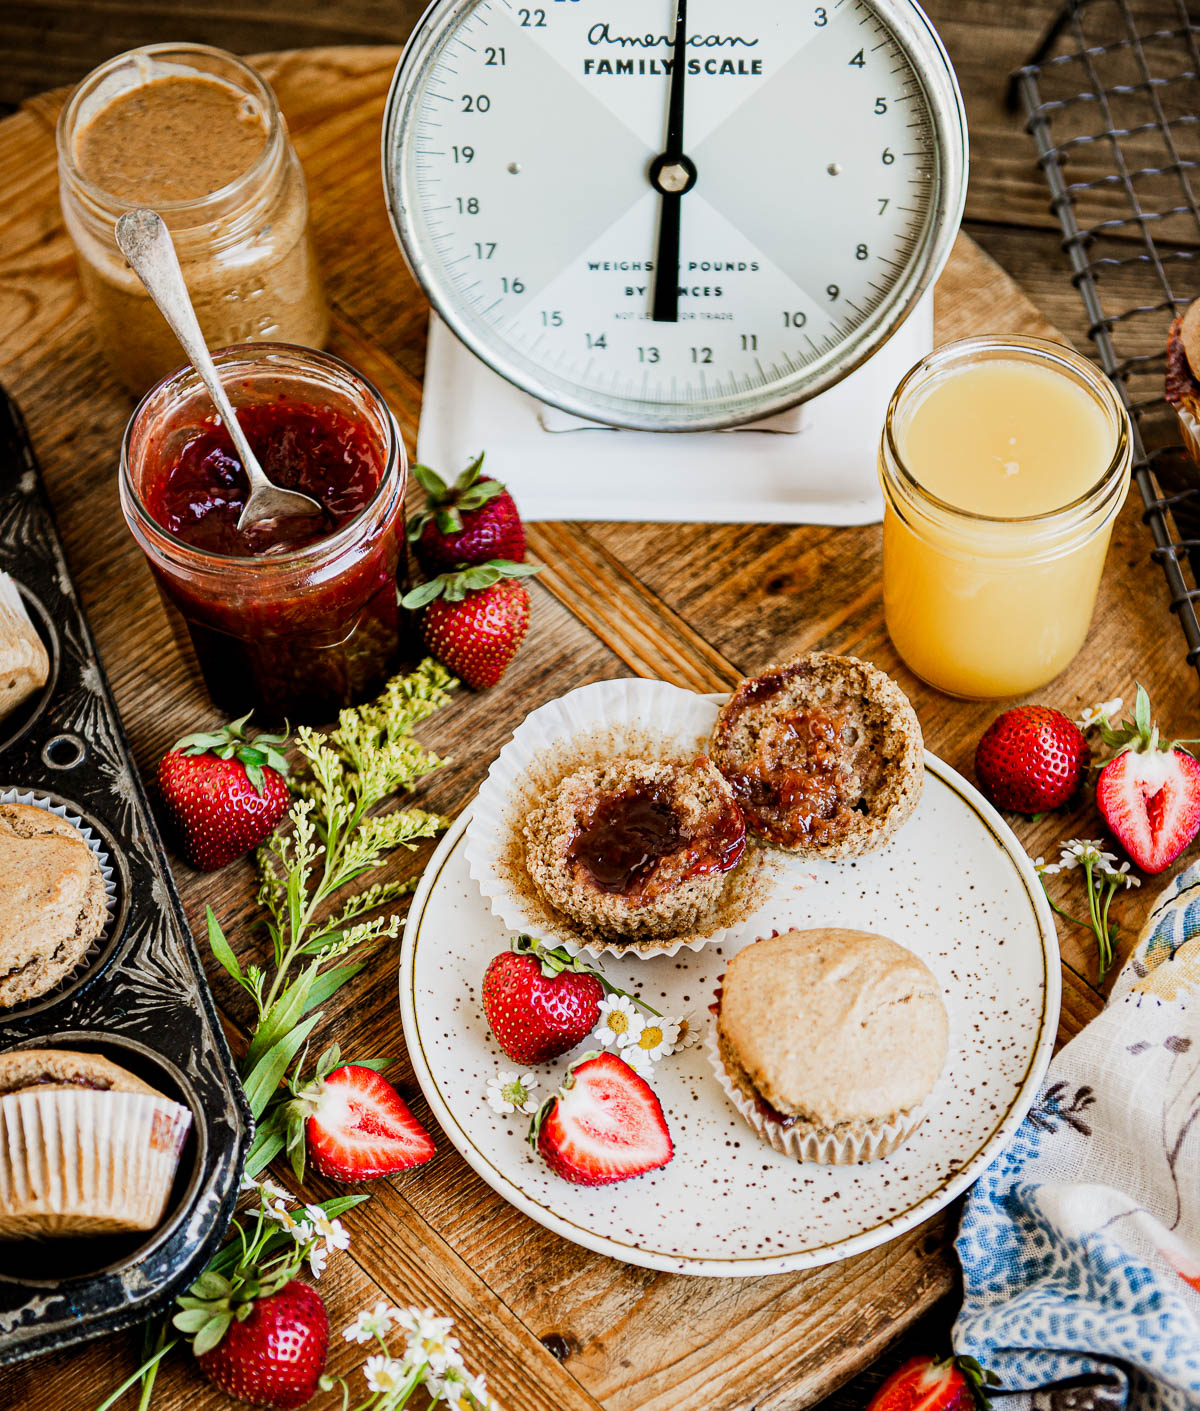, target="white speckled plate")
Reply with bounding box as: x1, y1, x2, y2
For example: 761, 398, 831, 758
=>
400, 729, 1059, 1276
